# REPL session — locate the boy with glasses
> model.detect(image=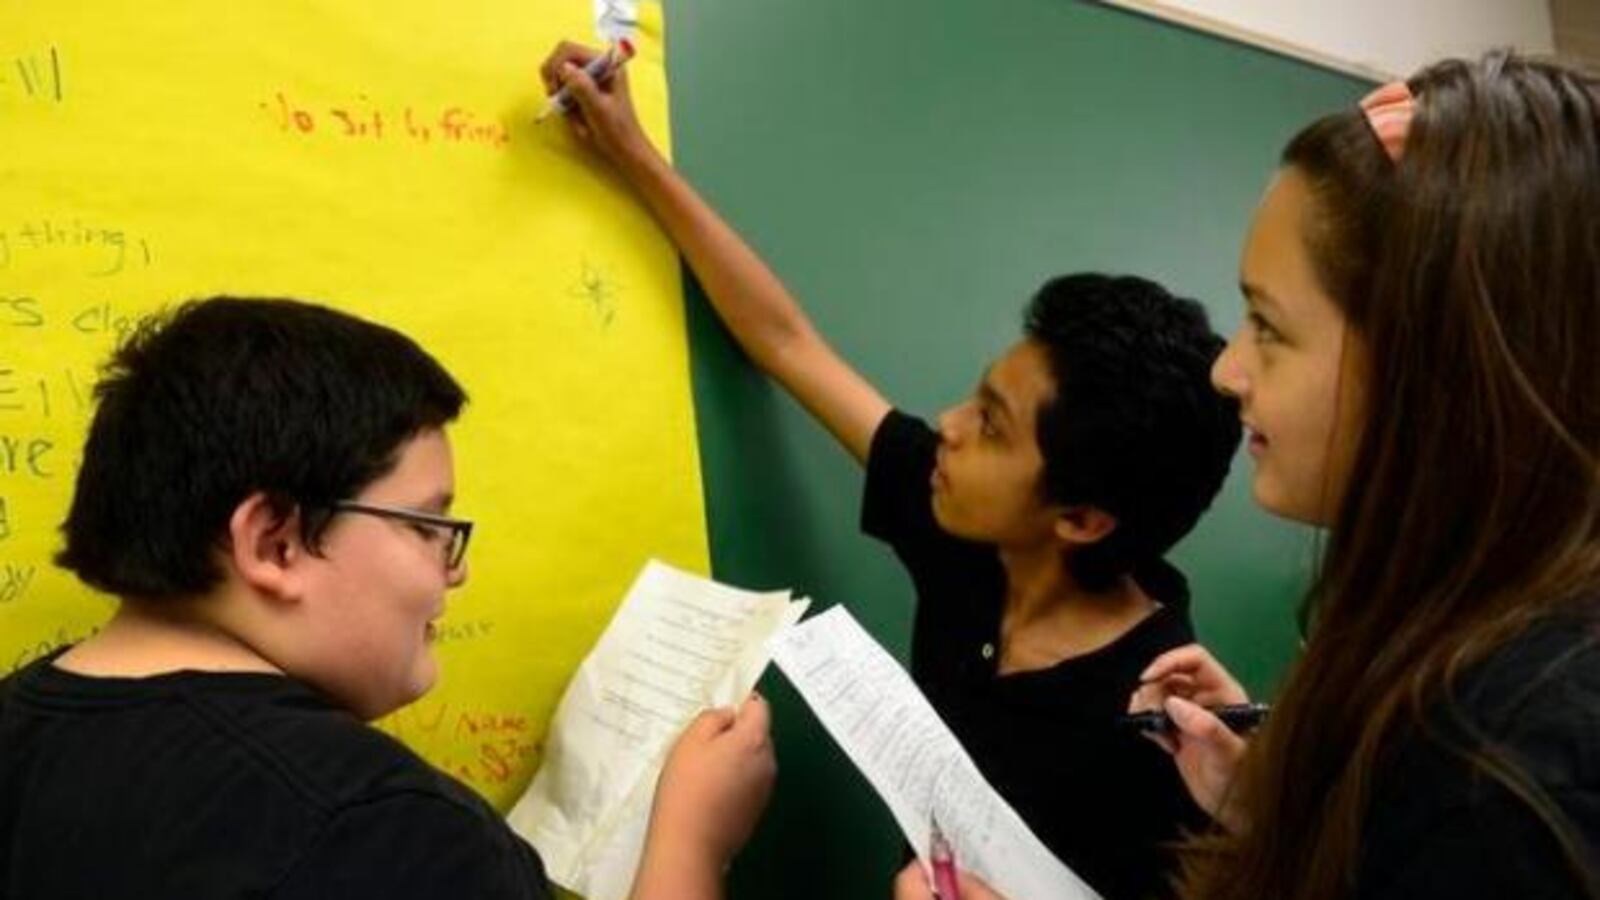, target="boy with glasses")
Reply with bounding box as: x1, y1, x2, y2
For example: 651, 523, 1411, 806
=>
0, 296, 772, 899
